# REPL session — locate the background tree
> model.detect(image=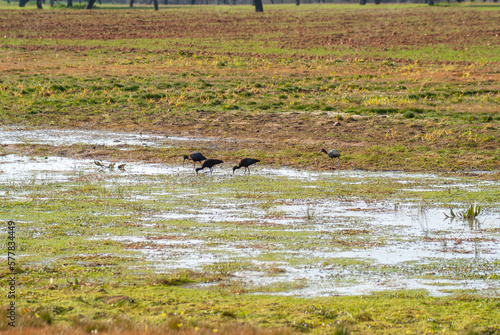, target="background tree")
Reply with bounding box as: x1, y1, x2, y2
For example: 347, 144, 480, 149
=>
255, 0, 263, 12
67, 0, 72, 6
36, 0, 42, 8
85, 0, 97, 9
